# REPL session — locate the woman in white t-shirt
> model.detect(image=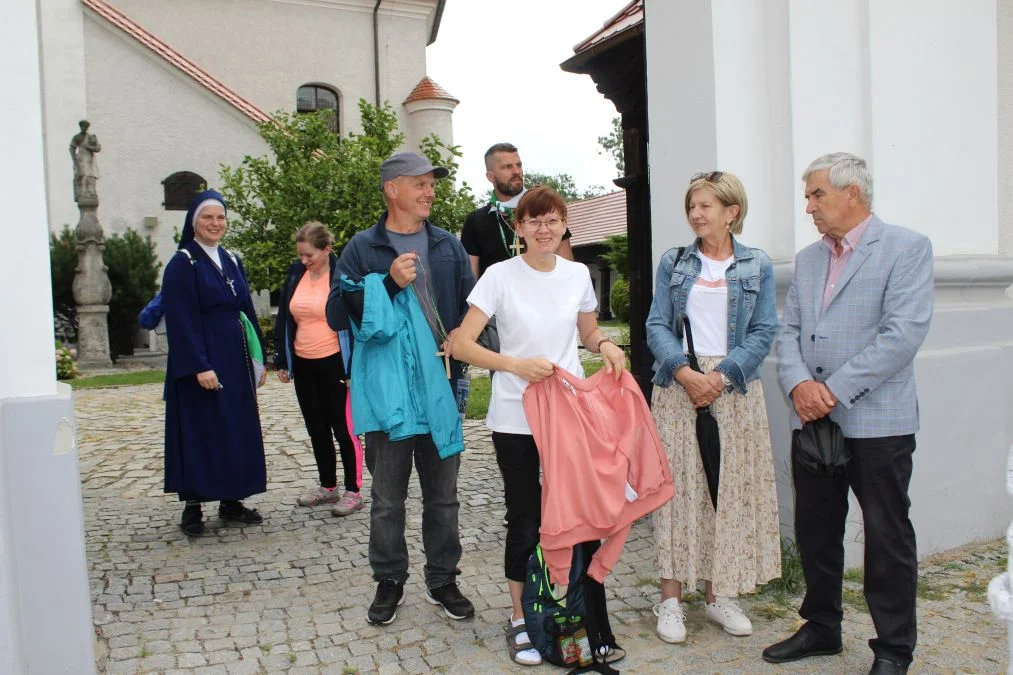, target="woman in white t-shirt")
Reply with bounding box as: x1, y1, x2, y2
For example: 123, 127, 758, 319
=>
451, 186, 627, 666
